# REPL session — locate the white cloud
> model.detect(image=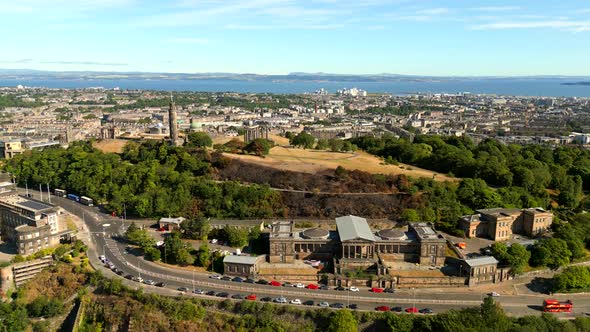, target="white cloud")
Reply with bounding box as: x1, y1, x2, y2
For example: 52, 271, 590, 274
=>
471, 20, 590, 32
470, 6, 521, 12
170, 37, 209, 44
0, 0, 135, 13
